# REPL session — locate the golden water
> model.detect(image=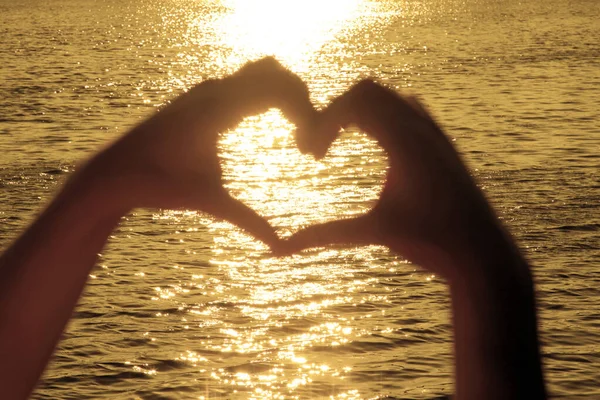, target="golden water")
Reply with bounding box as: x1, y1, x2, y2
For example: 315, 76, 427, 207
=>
1, 0, 599, 398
